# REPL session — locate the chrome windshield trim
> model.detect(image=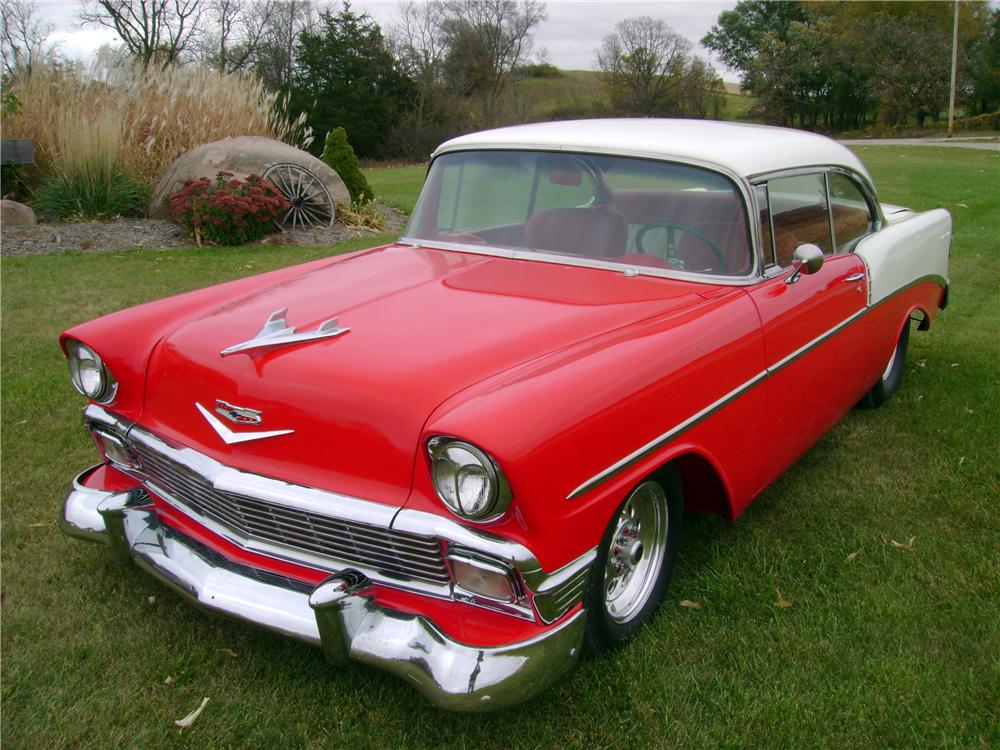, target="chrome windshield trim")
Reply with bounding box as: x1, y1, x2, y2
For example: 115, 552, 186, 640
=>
397, 238, 759, 287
